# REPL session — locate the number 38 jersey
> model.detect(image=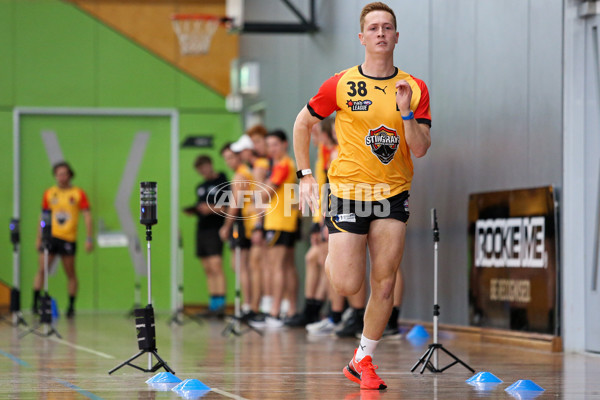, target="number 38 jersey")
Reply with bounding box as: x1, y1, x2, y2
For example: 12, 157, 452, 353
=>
307, 65, 431, 201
